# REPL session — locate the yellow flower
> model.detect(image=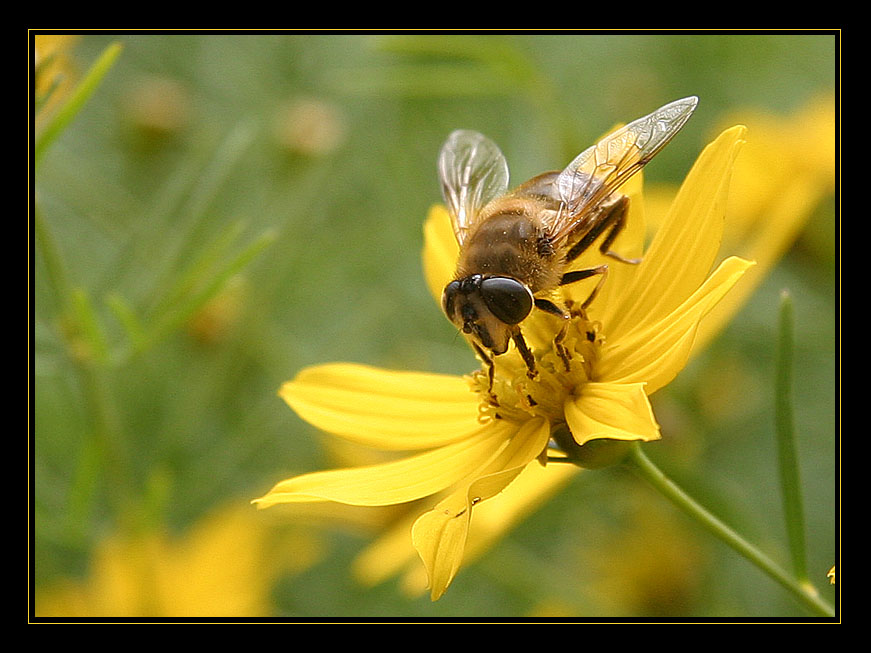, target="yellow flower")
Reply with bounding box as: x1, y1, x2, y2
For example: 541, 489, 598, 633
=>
348, 97, 835, 600
255, 123, 753, 601
34, 35, 79, 121
34, 503, 321, 618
